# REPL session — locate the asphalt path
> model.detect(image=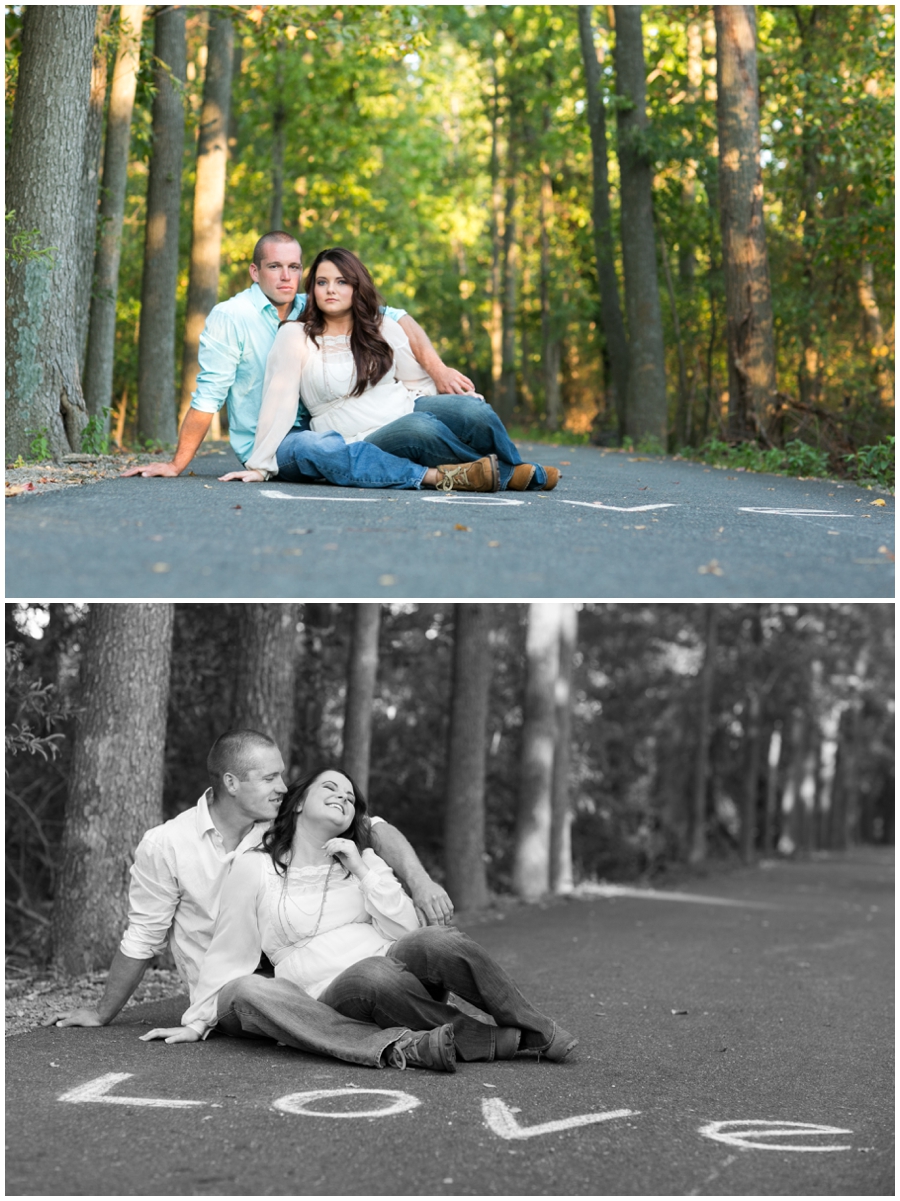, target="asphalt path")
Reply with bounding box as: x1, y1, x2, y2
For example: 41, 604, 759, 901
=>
5, 443, 894, 598
6, 848, 893, 1197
